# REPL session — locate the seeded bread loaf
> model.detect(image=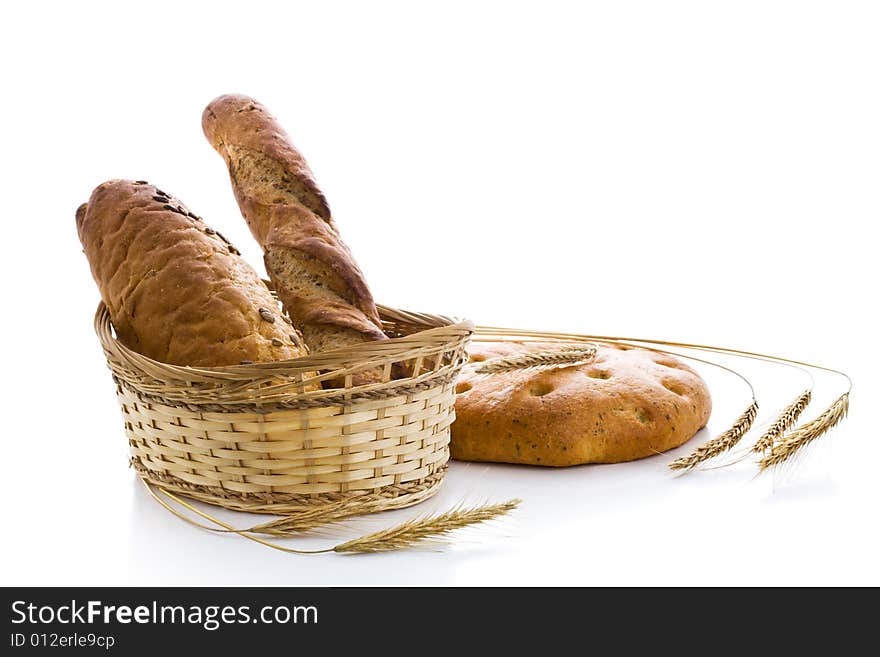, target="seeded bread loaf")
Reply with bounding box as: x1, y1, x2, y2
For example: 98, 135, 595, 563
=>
201, 94, 388, 363
76, 179, 309, 367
